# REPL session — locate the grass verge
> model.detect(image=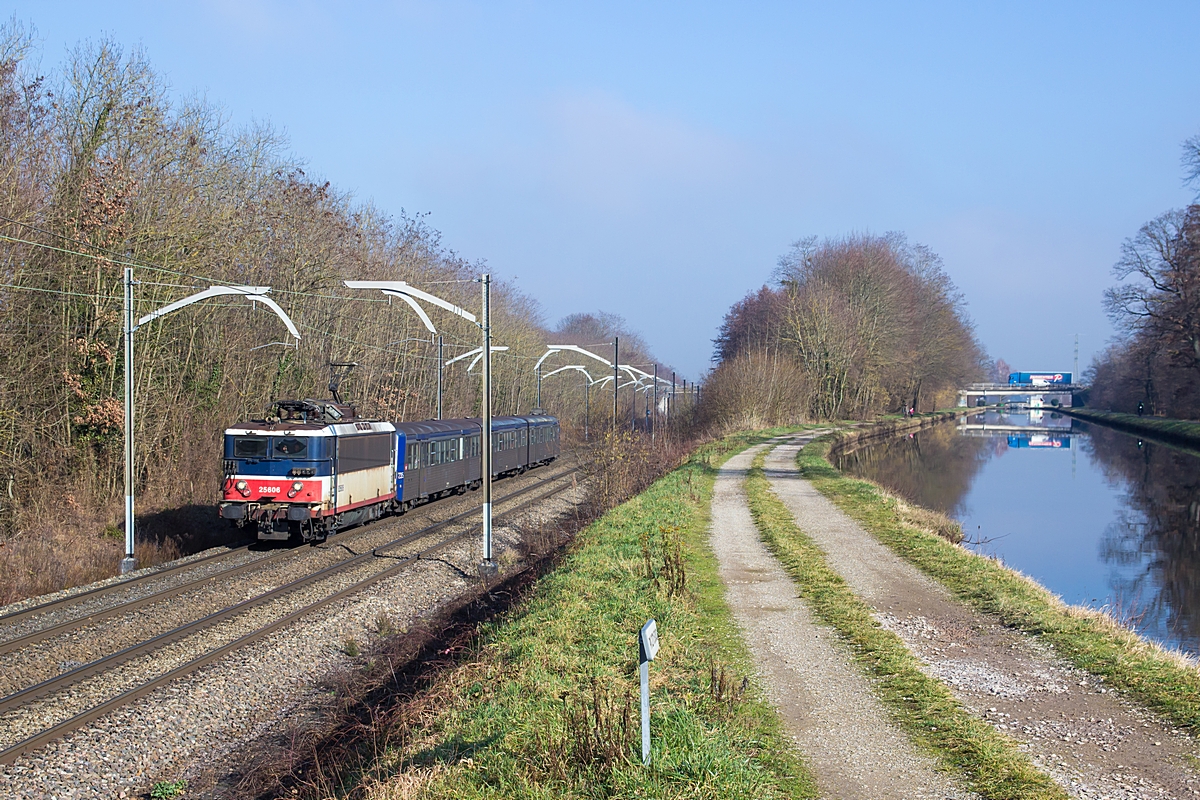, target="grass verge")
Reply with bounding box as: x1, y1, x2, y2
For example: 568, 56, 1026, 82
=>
359, 428, 819, 799
744, 451, 1066, 800
799, 435, 1200, 735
